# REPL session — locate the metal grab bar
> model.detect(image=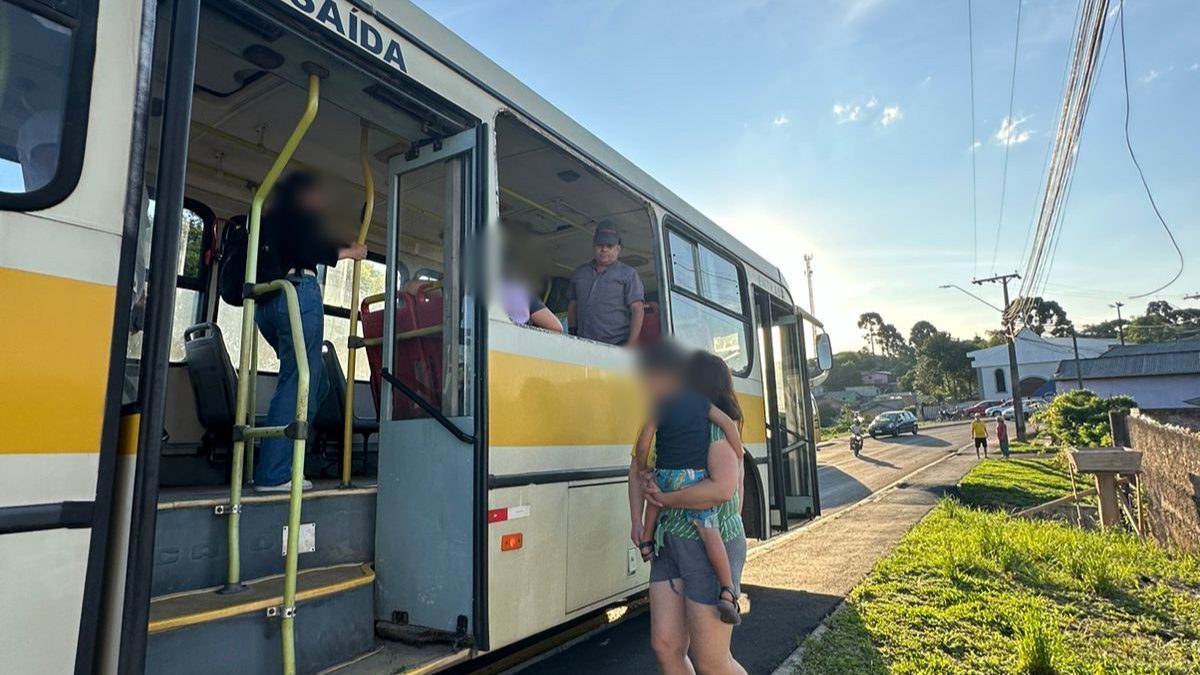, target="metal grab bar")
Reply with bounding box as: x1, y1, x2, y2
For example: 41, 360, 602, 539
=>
341, 124, 375, 487
225, 65, 324, 675
379, 369, 476, 444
